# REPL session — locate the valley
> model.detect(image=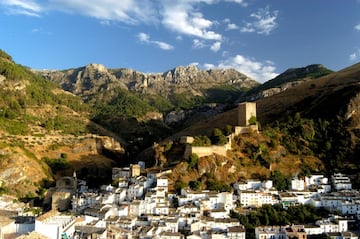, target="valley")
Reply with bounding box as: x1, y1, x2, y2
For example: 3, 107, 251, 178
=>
1, 48, 360, 238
